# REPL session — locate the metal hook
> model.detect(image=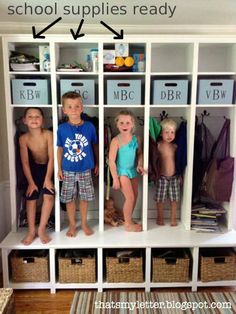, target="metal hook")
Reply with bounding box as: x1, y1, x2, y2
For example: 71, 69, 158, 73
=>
137, 116, 144, 126
201, 110, 210, 123
160, 110, 168, 121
